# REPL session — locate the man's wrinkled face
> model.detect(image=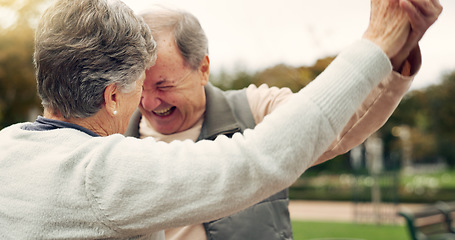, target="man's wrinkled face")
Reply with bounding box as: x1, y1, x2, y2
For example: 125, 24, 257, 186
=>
139, 31, 207, 134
